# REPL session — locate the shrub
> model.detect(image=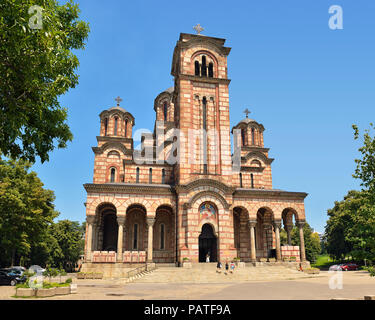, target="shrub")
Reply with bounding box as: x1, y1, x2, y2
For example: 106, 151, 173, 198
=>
16, 282, 30, 289
366, 266, 375, 277
65, 278, 72, 284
